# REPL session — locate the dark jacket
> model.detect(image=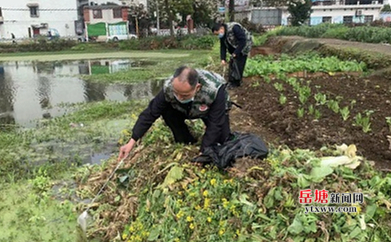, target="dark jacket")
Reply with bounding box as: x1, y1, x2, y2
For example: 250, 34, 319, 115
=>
131, 71, 230, 151
220, 22, 252, 61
